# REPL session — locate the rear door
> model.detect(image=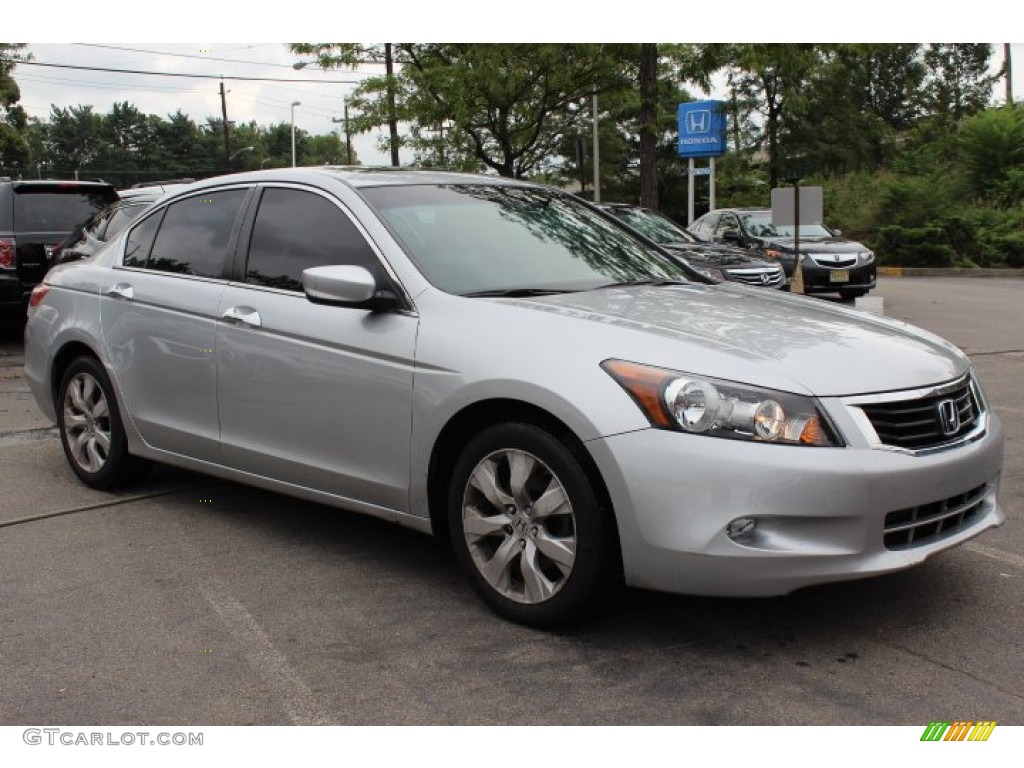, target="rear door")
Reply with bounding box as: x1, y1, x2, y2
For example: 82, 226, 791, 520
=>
100, 187, 252, 461
216, 184, 418, 512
